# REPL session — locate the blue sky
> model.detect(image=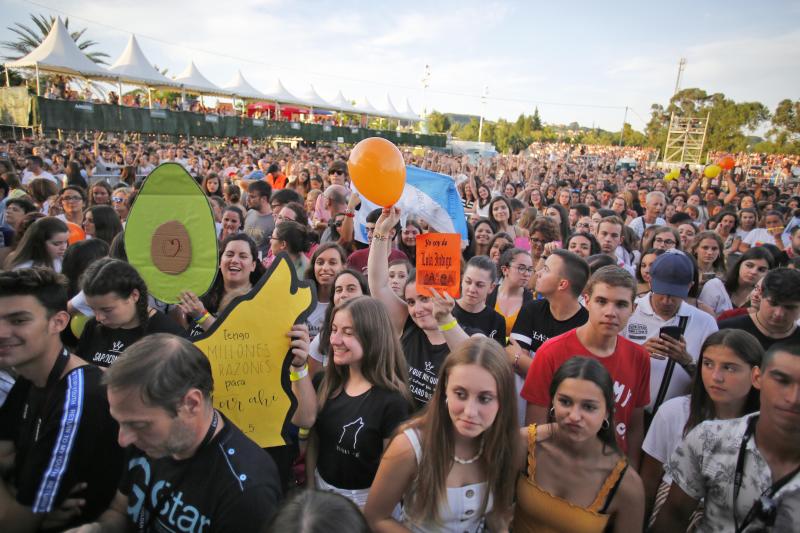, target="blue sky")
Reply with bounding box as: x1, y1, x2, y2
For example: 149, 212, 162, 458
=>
2, 0, 798, 131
